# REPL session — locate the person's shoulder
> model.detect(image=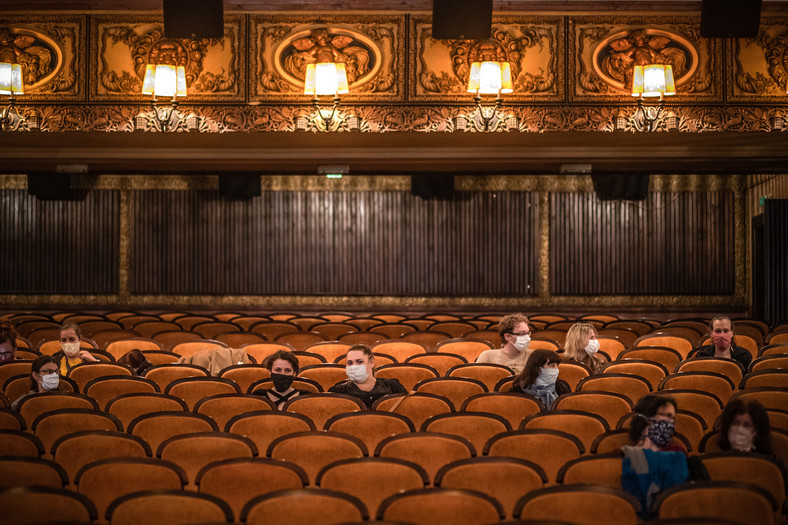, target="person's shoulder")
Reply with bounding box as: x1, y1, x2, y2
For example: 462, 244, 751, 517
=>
695, 345, 714, 356
377, 377, 407, 392
475, 349, 498, 362
328, 380, 353, 393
